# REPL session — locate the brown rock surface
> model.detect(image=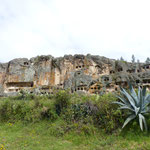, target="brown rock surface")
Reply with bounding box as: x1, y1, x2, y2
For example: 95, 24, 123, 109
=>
0, 54, 150, 96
